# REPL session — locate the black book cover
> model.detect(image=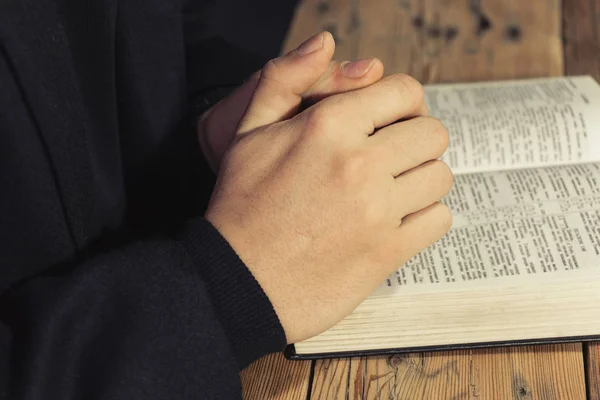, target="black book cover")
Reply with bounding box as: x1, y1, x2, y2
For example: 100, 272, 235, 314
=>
284, 335, 600, 360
